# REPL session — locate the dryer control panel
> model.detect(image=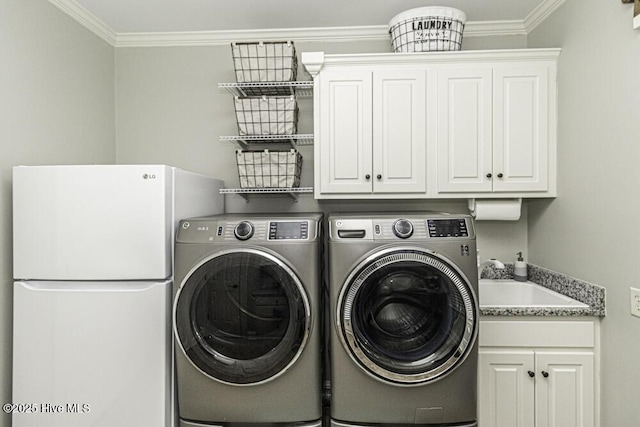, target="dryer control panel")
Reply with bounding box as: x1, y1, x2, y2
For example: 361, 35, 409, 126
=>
269, 221, 309, 240
177, 216, 320, 243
